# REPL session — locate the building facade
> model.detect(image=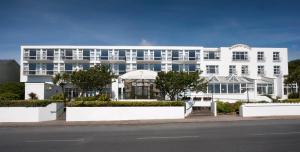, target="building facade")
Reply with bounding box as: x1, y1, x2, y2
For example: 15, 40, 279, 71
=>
0, 60, 20, 83
20, 44, 288, 101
